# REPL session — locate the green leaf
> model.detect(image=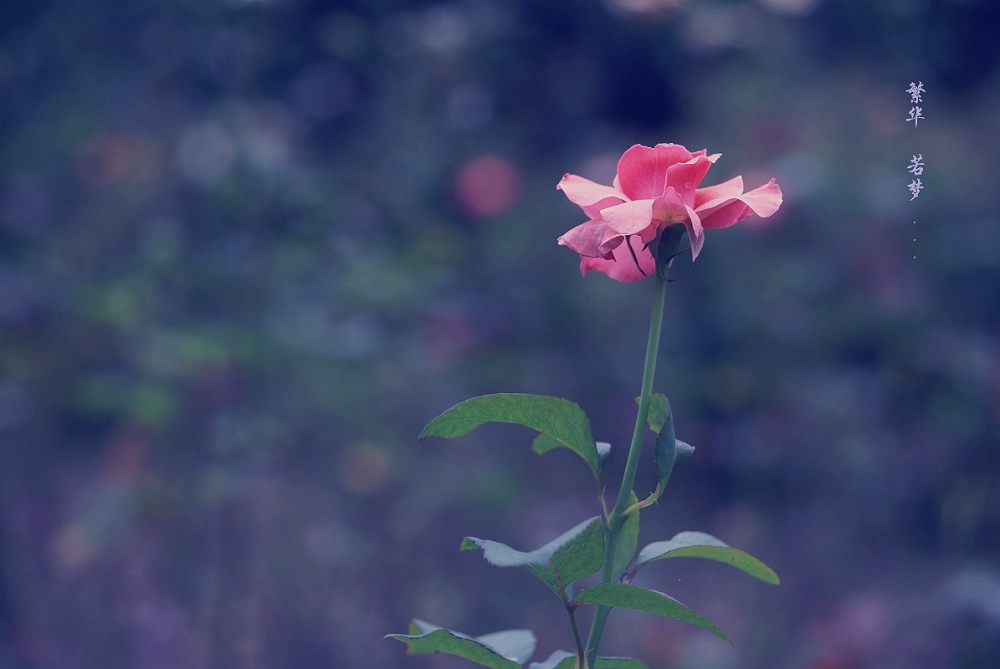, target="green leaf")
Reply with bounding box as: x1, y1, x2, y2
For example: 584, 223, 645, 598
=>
421, 394, 601, 478
653, 401, 677, 494
596, 659, 649, 669
388, 619, 535, 669
645, 393, 670, 434
531, 433, 563, 455
610, 492, 640, 581
674, 440, 695, 461
462, 517, 605, 596
549, 438, 611, 474
532, 434, 612, 475
635, 531, 779, 584
575, 583, 730, 643
638, 394, 694, 499
528, 650, 574, 669
529, 651, 648, 669
596, 441, 611, 473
